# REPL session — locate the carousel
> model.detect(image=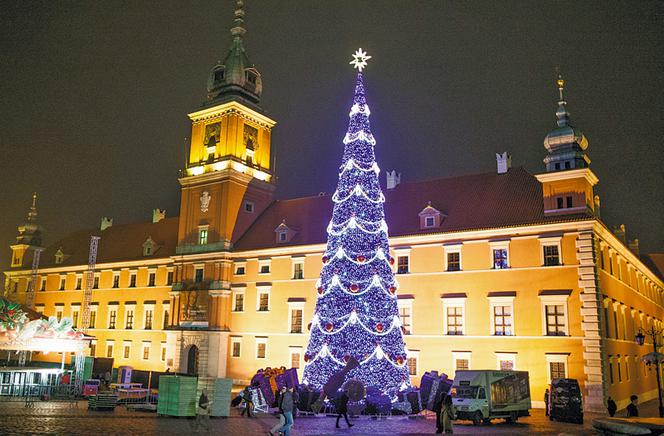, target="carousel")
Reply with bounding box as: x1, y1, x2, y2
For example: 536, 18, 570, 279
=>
0, 297, 91, 397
